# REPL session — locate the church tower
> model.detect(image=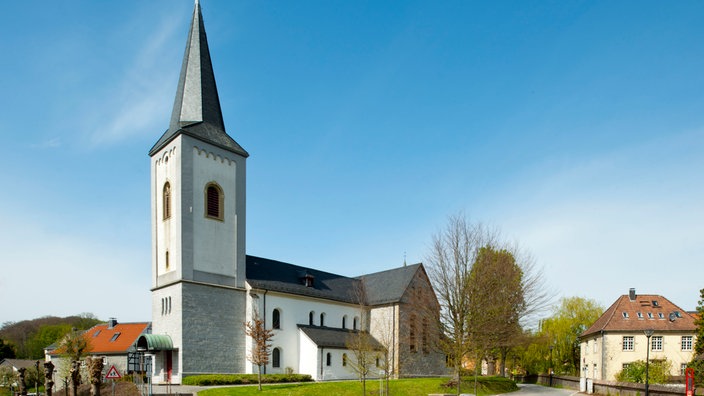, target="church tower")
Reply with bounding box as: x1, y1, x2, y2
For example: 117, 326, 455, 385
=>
148, 0, 247, 381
